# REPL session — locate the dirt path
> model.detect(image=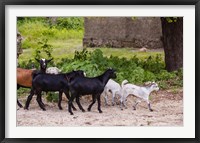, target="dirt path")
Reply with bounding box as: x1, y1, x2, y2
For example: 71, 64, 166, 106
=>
17, 89, 183, 126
